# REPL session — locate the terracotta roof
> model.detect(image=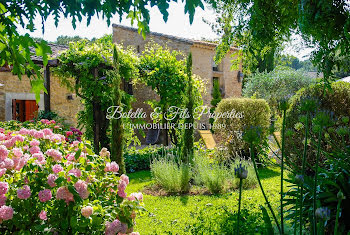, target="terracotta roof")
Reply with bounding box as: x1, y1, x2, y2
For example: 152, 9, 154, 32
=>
112, 24, 237, 51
